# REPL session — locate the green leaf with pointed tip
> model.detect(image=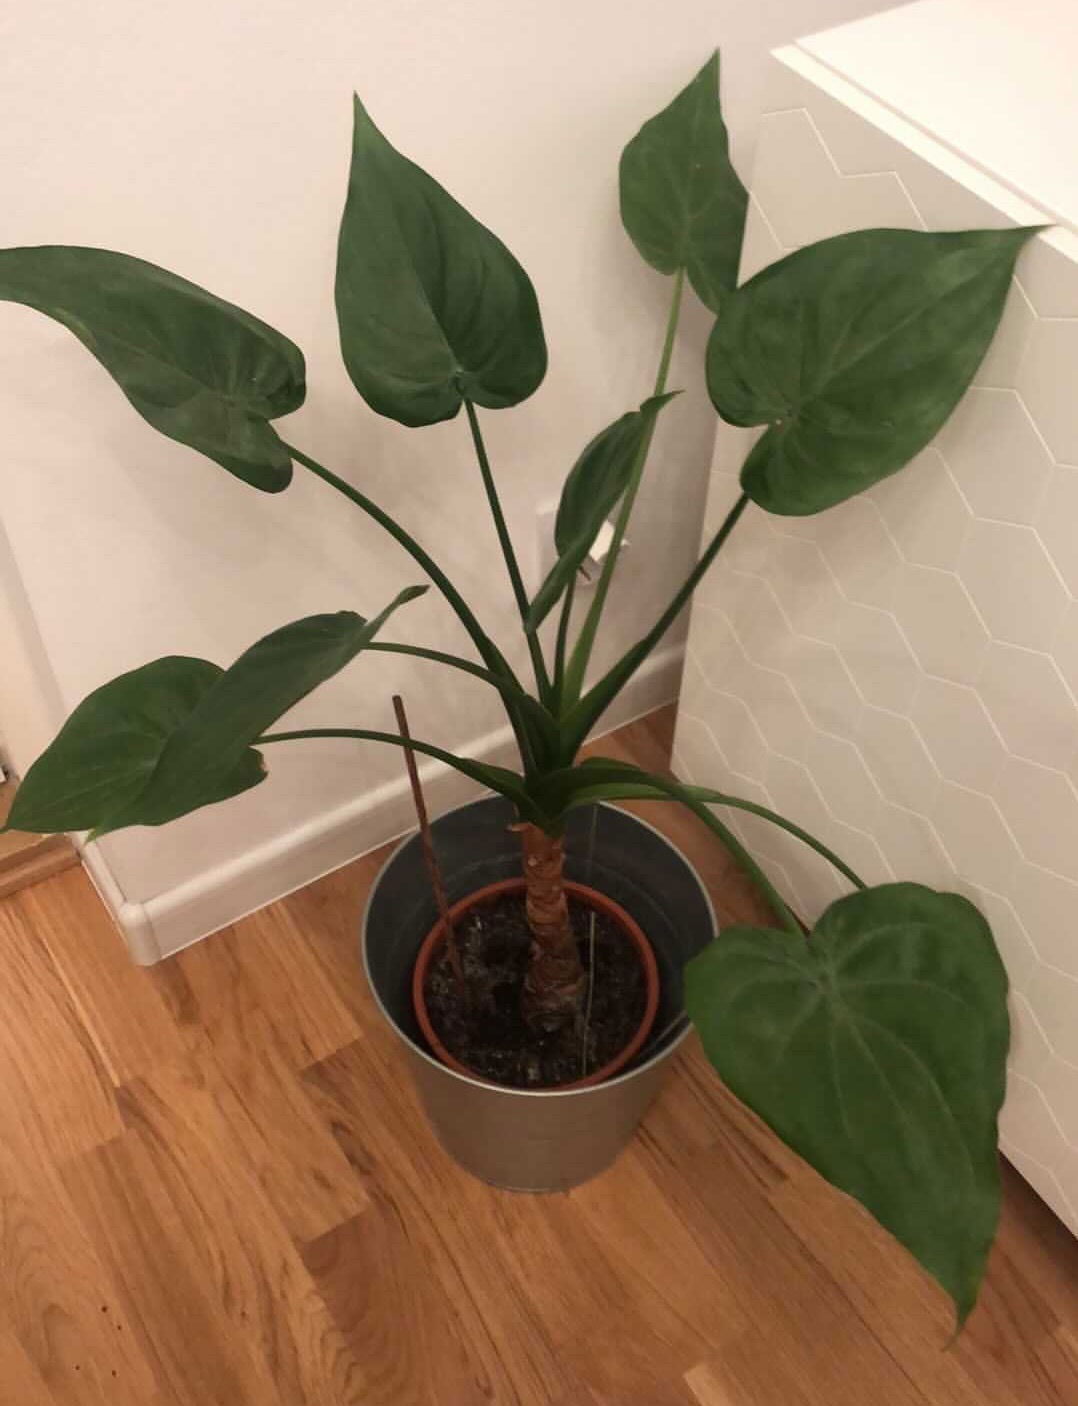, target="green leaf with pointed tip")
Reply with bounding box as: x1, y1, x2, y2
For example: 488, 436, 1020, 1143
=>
0, 246, 306, 491
526, 393, 677, 630
620, 52, 748, 311
707, 226, 1040, 515
335, 95, 547, 427
6, 588, 426, 838
685, 883, 1010, 1326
